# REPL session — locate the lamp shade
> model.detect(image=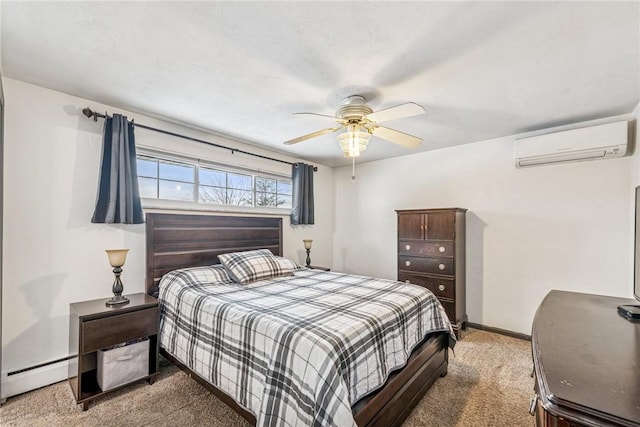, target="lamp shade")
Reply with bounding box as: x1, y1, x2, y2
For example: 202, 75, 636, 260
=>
303, 239, 313, 250
337, 124, 371, 158
106, 249, 129, 268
